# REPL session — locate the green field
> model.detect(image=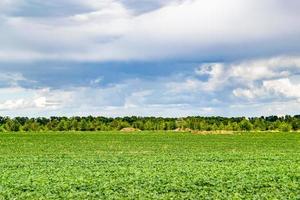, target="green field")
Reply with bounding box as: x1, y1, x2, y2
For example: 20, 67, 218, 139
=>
0, 132, 299, 199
